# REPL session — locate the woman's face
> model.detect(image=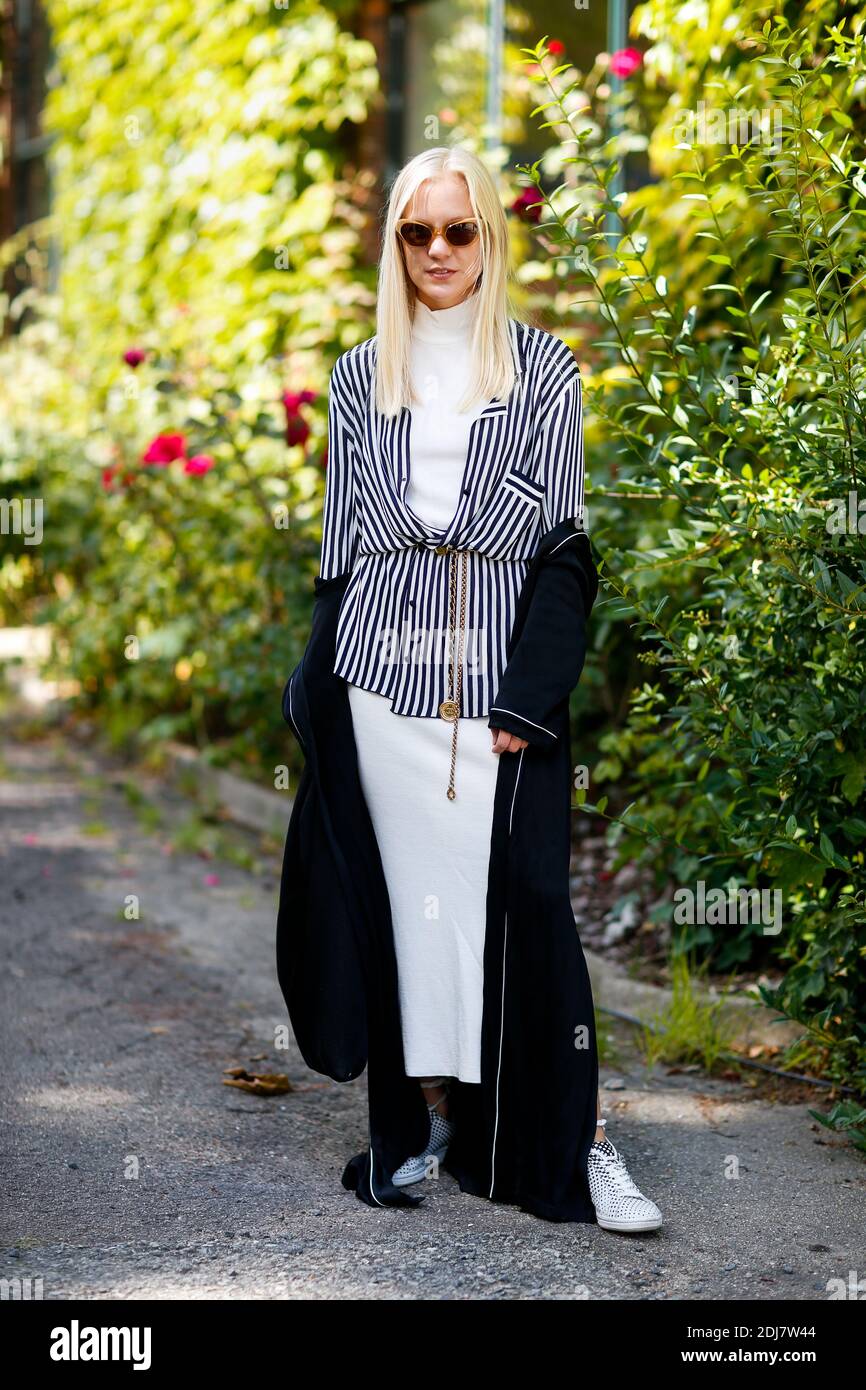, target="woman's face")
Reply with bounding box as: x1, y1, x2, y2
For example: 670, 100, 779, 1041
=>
397, 173, 482, 311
